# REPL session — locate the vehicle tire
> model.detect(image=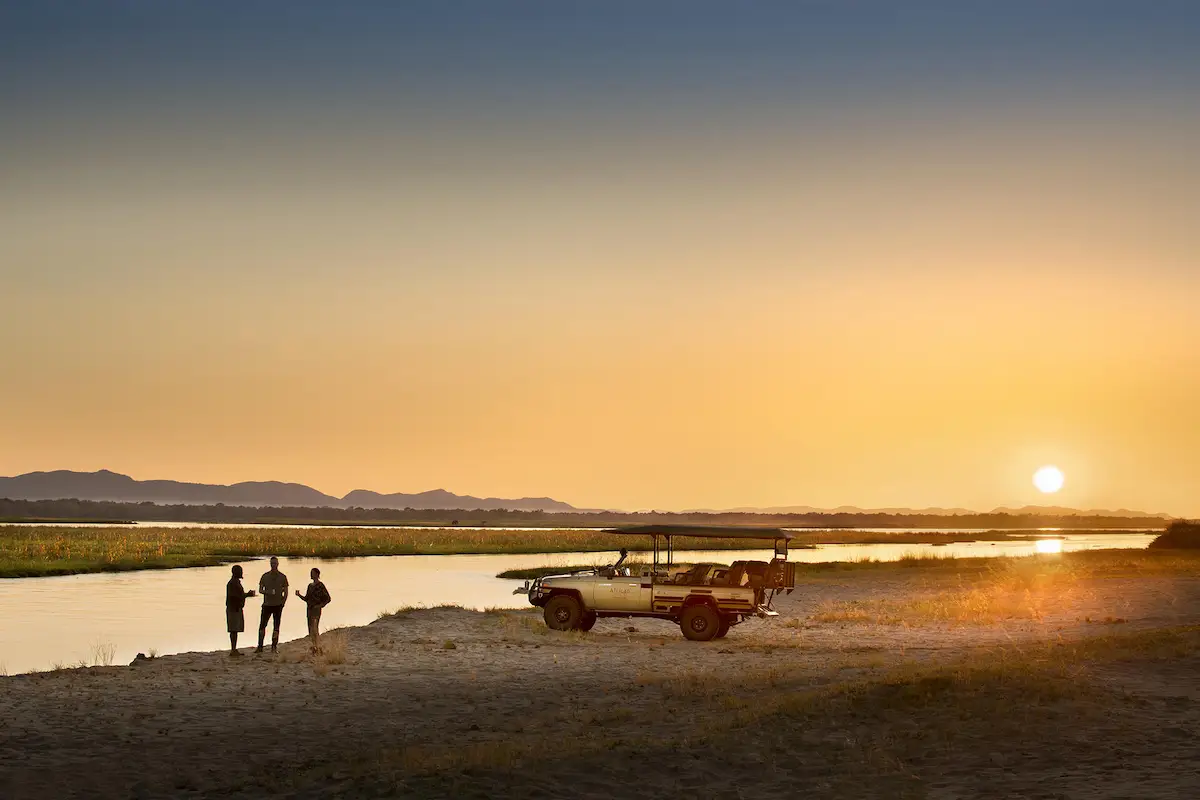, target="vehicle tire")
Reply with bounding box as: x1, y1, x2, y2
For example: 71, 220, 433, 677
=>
579, 611, 598, 632
680, 604, 721, 642
544, 595, 584, 631
715, 615, 732, 639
